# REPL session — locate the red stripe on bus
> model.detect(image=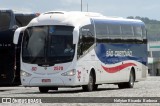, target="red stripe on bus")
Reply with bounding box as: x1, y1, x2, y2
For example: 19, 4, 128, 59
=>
101, 63, 137, 73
